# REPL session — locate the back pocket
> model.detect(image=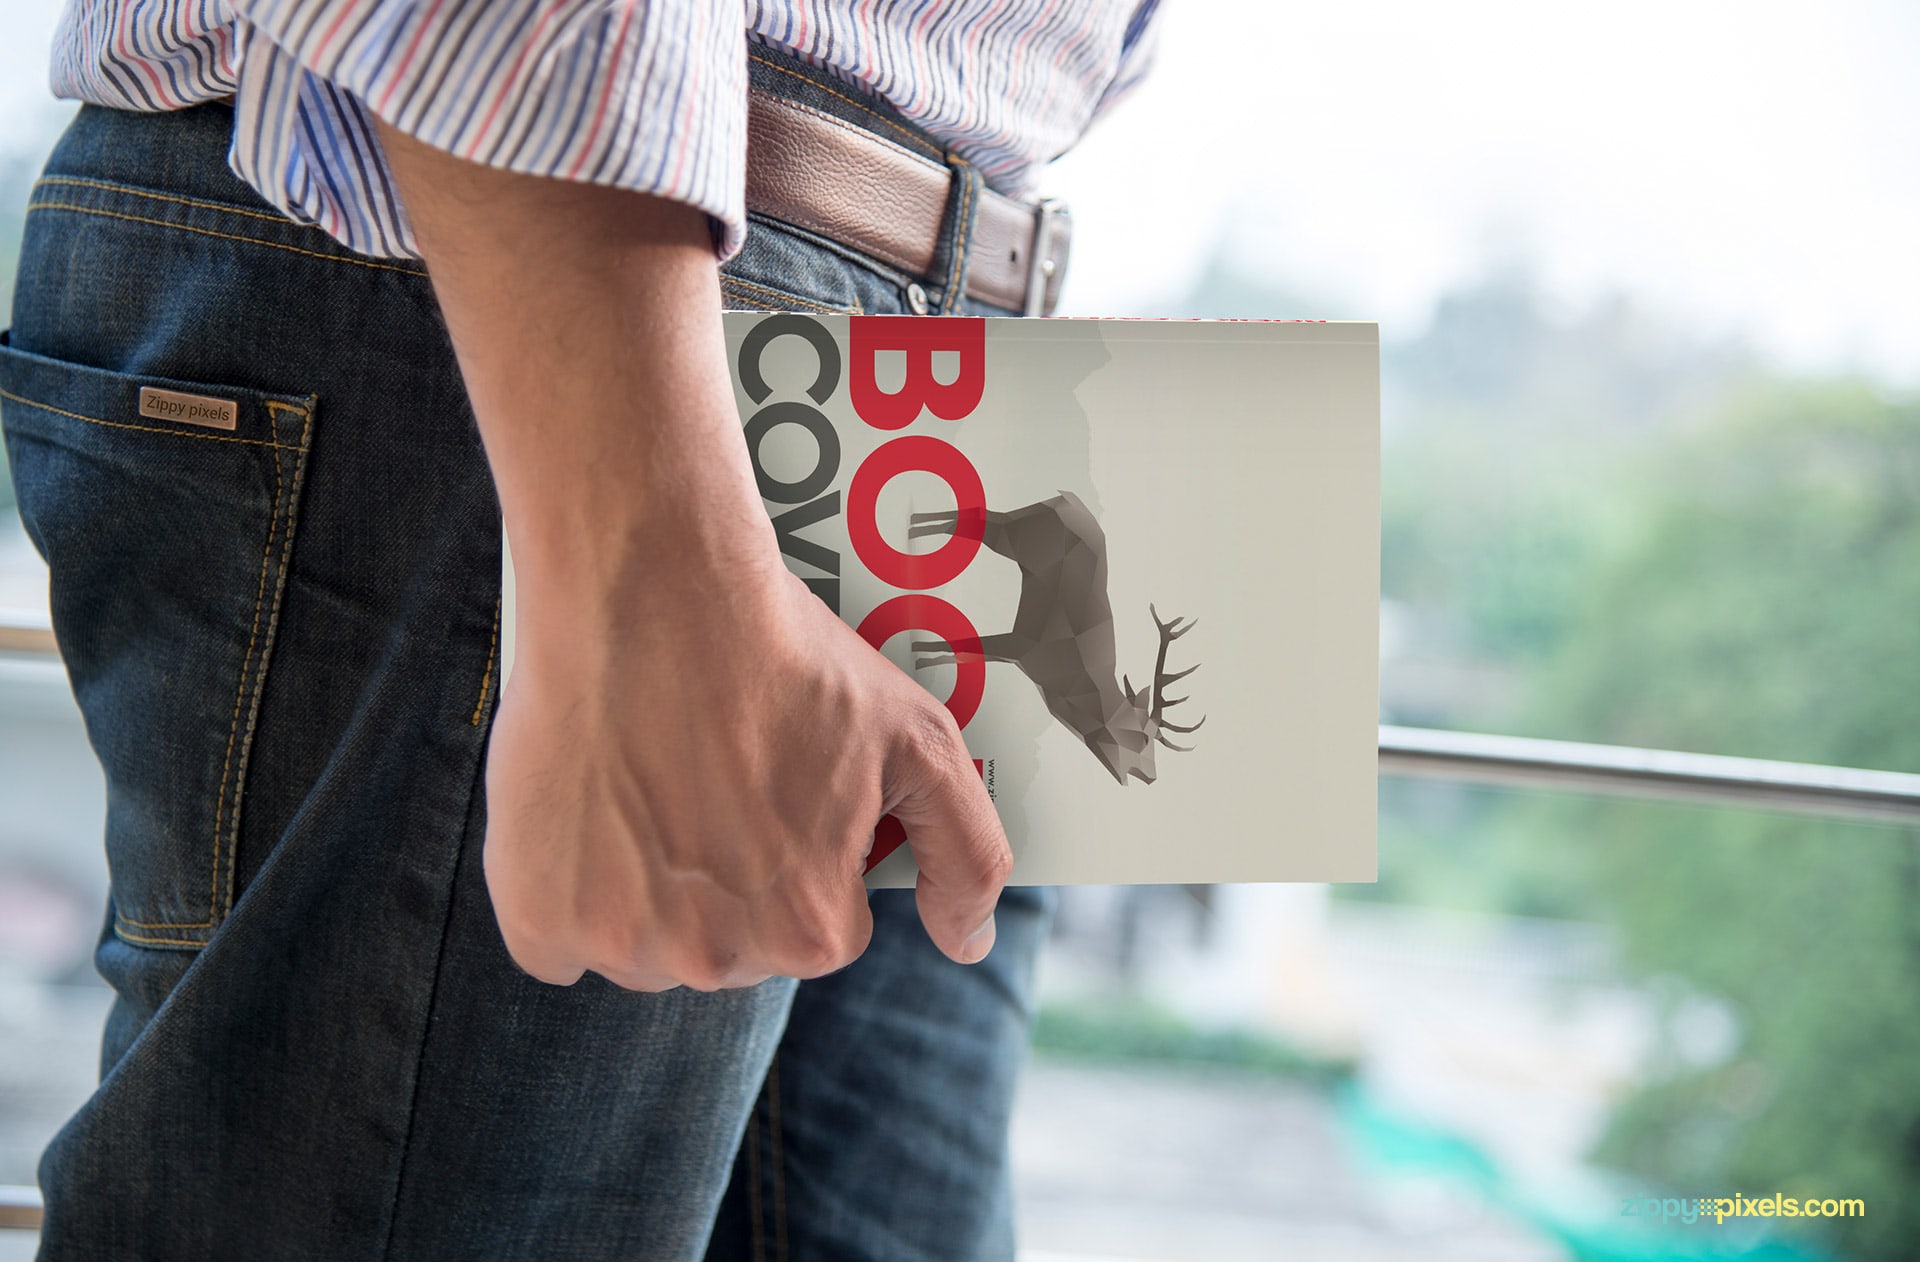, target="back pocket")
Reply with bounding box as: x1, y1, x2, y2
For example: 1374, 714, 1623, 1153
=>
0, 332, 315, 949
